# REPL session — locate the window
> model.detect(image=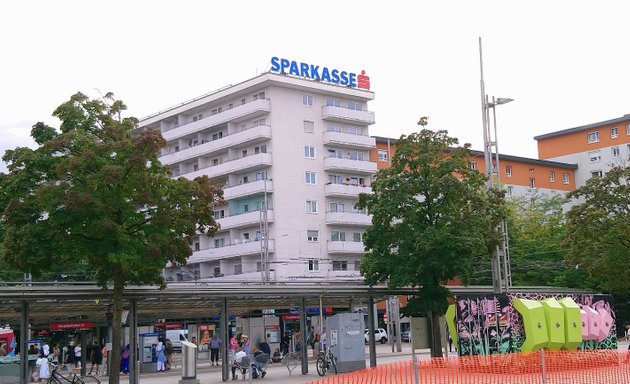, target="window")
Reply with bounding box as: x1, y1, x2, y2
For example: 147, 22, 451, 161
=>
211, 108, 218, 115
612, 147, 620, 158
346, 126, 363, 135
255, 171, 267, 181
254, 144, 267, 154
329, 202, 345, 213
243, 233, 250, 241
307, 230, 319, 242
352, 232, 362, 242
174, 145, 180, 152
591, 170, 603, 178
242, 150, 248, 157
305, 200, 317, 214
304, 120, 315, 133
506, 186, 513, 197
332, 260, 348, 271
256, 262, 262, 272
214, 238, 225, 248
193, 164, 199, 171
587, 131, 600, 143
354, 260, 361, 271
549, 171, 555, 182
329, 174, 345, 184
506, 165, 512, 177
194, 242, 200, 251
562, 173, 570, 184
214, 210, 225, 219
241, 98, 246, 105
304, 146, 315, 159
348, 151, 364, 160
326, 97, 341, 107
253, 118, 266, 126
327, 123, 341, 132
213, 267, 221, 278
308, 259, 319, 271
327, 149, 342, 158
253, 92, 265, 100
529, 178, 536, 189
234, 264, 242, 275
228, 103, 233, 109
303, 94, 313, 106
242, 176, 249, 183
331, 231, 346, 241
589, 150, 601, 162
305, 171, 316, 185
611, 127, 619, 138
378, 149, 389, 162
192, 114, 202, 122
470, 161, 477, 170
347, 101, 363, 111
212, 132, 223, 141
